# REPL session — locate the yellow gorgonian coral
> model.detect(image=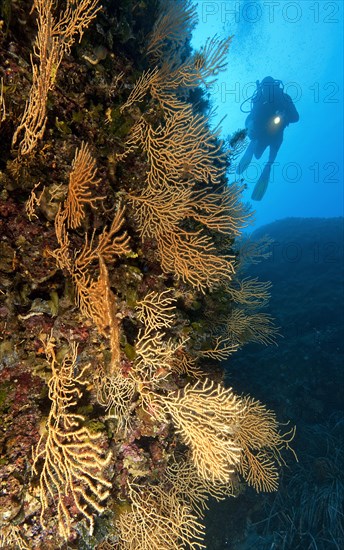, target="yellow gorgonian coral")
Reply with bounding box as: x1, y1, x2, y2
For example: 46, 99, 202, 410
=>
161, 380, 243, 484
235, 397, 296, 492
32, 341, 112, 540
